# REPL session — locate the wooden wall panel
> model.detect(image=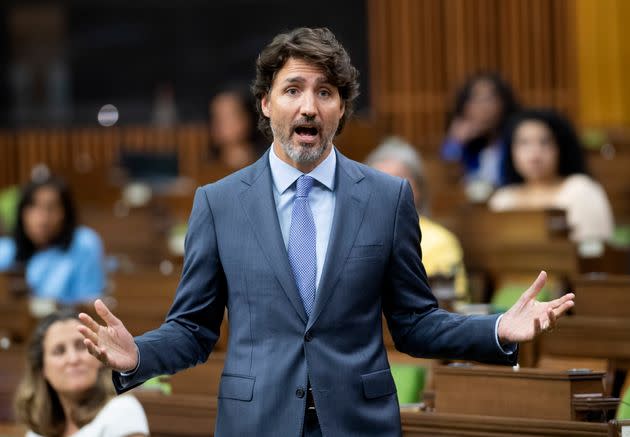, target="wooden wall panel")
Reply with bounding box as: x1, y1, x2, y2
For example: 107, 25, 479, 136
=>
0, 132, 18, 189
0, 125, 209, 188
368, 0, 578, 155
575, 0, 630, 127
